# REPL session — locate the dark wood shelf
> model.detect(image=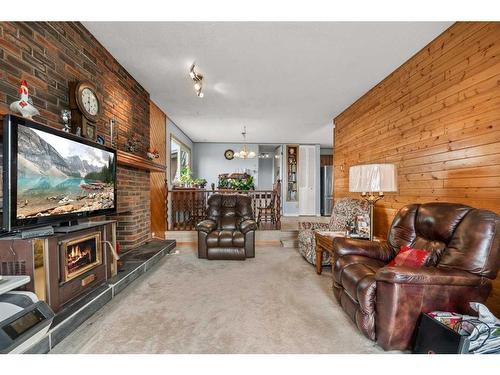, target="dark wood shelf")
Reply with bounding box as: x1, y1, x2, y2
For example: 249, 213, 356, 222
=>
117, 150, 166, 172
